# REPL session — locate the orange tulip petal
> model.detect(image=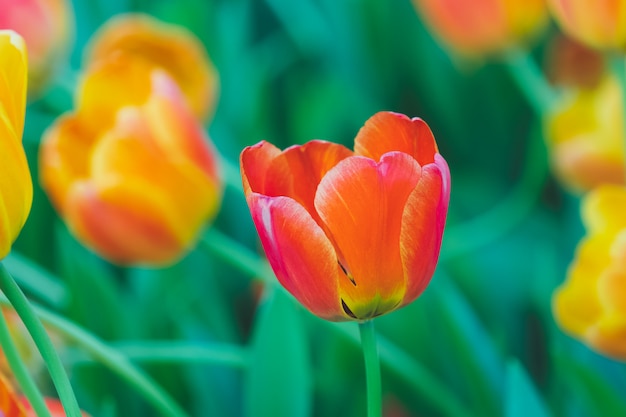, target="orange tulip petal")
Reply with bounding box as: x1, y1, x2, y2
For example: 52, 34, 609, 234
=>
240, 141, 282, 197
76, 53, 153, 130
247, 193, 343, 320
400, 155, 450, 305
22, 397, 91, 417
585, 315, 626, 359
39, 113, 98, 214
91, 108, 219, 242
413, 0, 507, 54
85, 13, 218, 120
314, 152, 422, 319
549, 0, 626, 49
144, 71, 220, 180
0, 372, 27, 417
66, 180, 185, 265
263, 140, 352, 223
354, 111, 437, 166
